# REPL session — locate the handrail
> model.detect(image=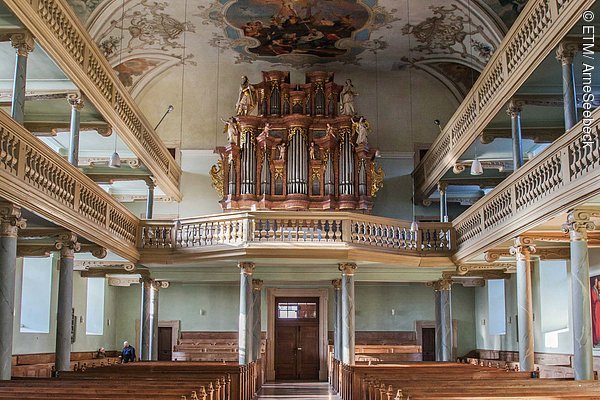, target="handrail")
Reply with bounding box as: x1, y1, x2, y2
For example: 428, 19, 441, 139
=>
413, 0, 595, 202
0, 109, 140, 261
453, 107, 600, 263
139, 211, 455, 257
3, 0, 182, 200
